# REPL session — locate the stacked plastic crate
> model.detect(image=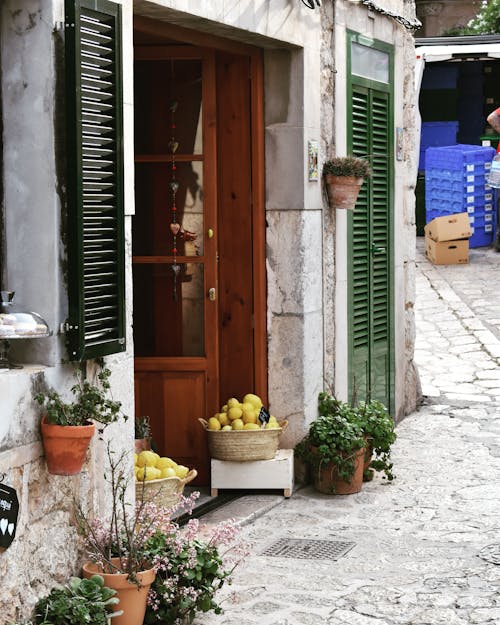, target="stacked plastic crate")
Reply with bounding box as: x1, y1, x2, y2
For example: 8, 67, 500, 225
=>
425, 144, 496, 248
